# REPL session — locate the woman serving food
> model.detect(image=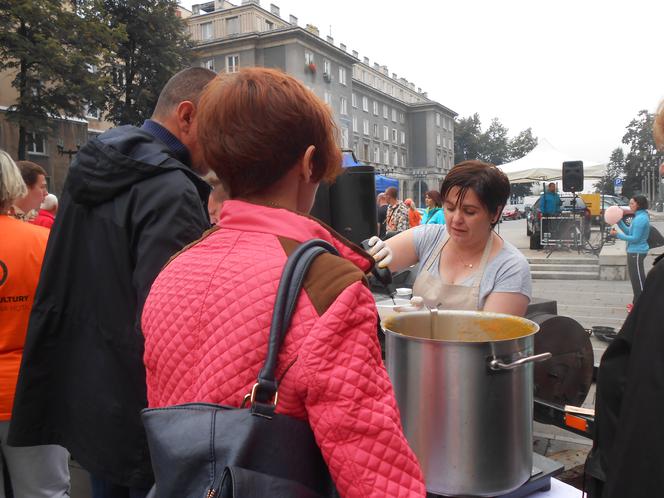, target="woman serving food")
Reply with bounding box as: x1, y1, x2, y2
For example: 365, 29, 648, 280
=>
369, 160, 531, 316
